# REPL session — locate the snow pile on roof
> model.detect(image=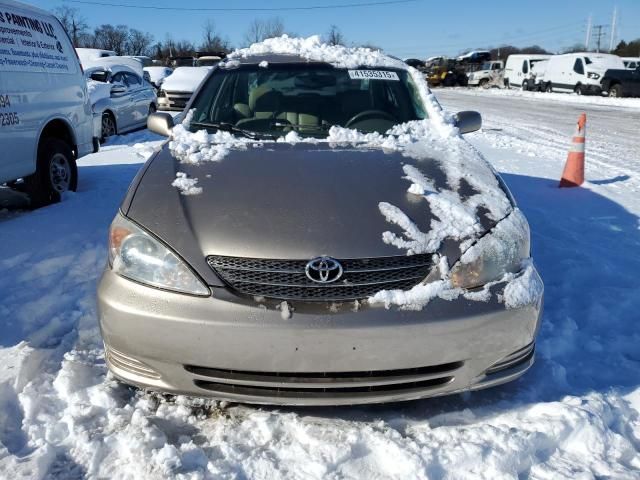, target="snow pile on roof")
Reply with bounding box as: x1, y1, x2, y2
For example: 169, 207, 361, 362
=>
161, 67, 211, 93
171, 172, 202, 196
86, 79, 112, 105
82, 56, 144, 77
229, 34, 405, 69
